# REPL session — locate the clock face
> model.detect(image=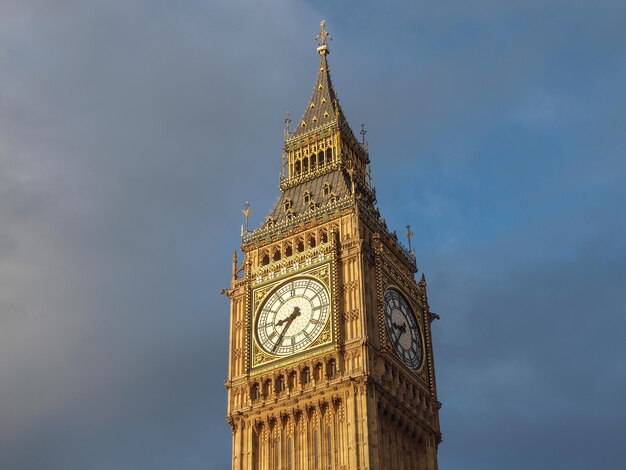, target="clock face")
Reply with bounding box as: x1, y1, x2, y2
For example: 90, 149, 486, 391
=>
256, 277, 331, 356
384, 287, 423, 370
